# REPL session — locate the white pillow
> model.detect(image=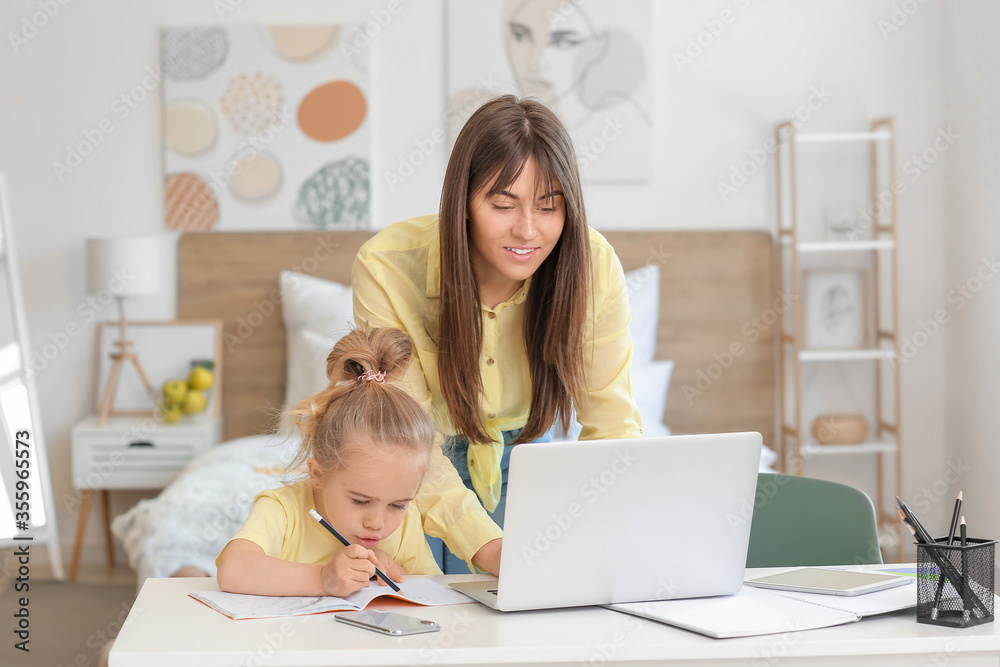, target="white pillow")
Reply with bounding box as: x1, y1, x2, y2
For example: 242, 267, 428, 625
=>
555, 359, 673, 441
634, 360, 674, 437
624, 263, 660, 363
280, 271, 354, 407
